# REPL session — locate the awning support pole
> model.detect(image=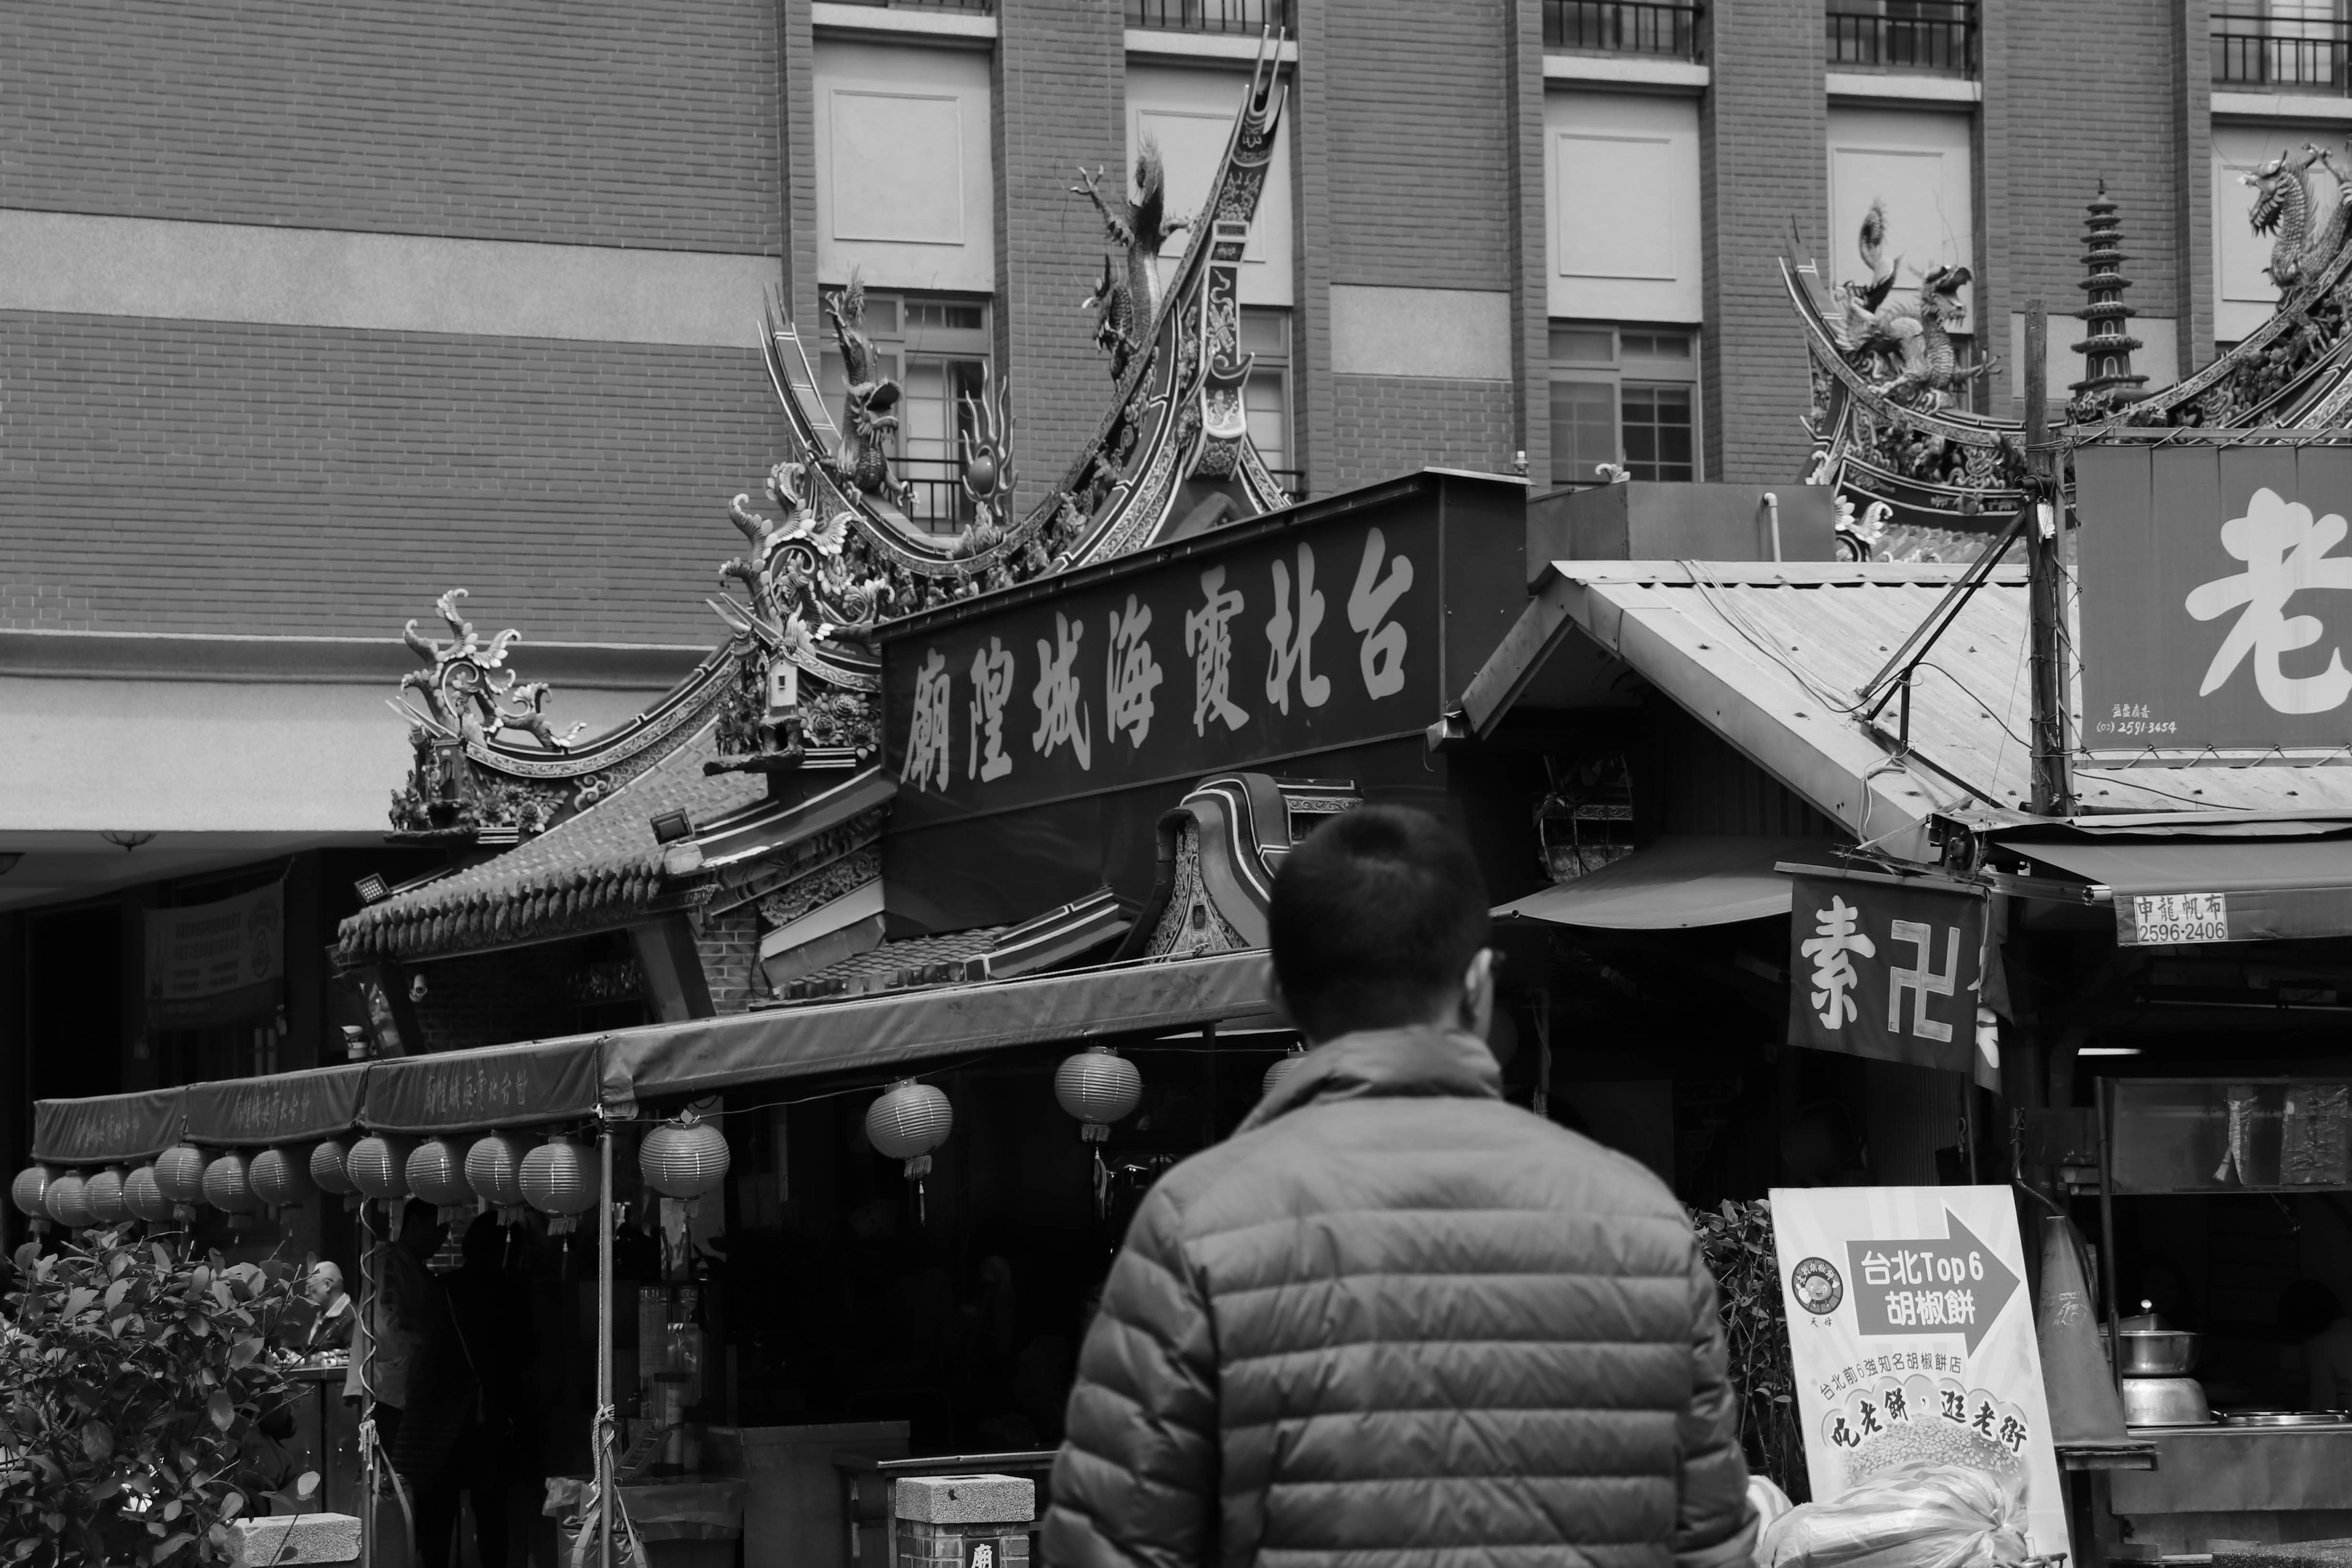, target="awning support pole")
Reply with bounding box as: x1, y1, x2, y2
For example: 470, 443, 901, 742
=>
2024, 298, 2077, 816
598, 1122, 615, 1568
358, 1199, 377, 1568
2096, 1074, 2121, 1389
